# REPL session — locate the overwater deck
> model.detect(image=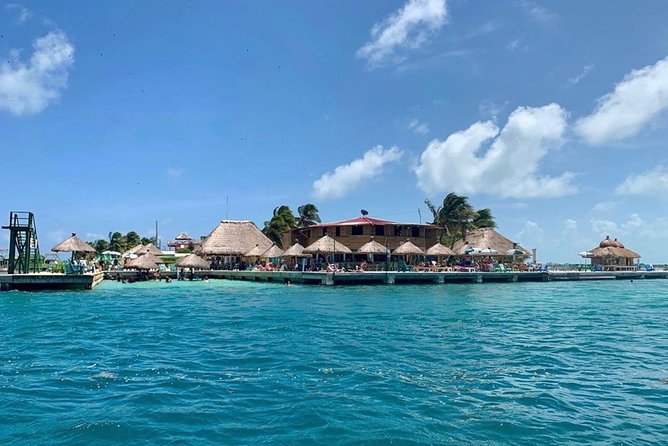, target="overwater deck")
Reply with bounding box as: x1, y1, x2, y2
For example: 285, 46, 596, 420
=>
104, 269, 668, 285
0, 272, 104, 291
